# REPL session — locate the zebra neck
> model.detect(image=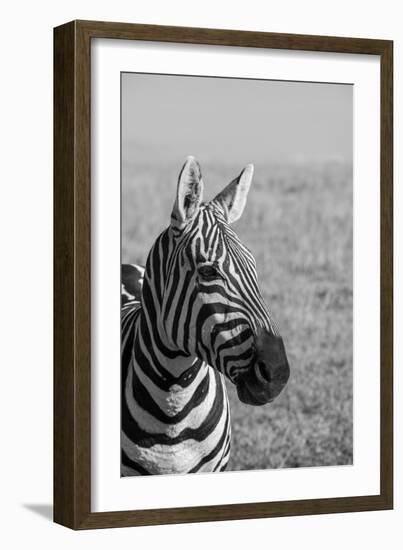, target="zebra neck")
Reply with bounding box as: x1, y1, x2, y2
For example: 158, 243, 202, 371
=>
134, 307, 205, 383
129, 311, 218, 425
